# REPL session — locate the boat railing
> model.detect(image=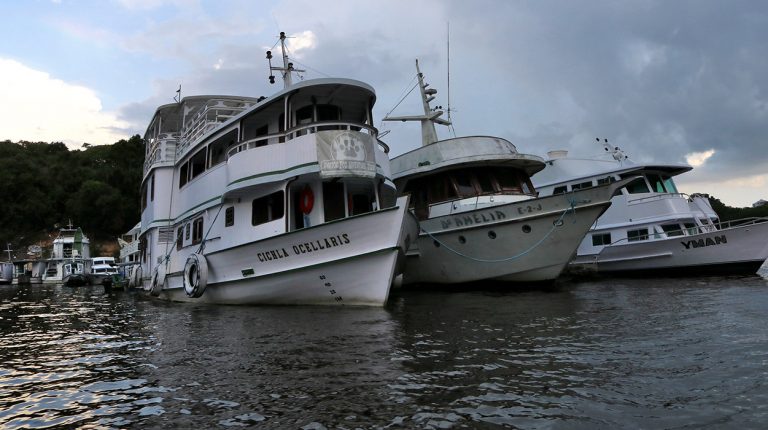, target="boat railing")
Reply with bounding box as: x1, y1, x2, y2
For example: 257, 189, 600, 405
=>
179, 99, 258, 154
715, 217, 768, 230
143, 134, 179, 173
119, 240, 139, 259
626, 193, 687, 205
227, 121, 387, 158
